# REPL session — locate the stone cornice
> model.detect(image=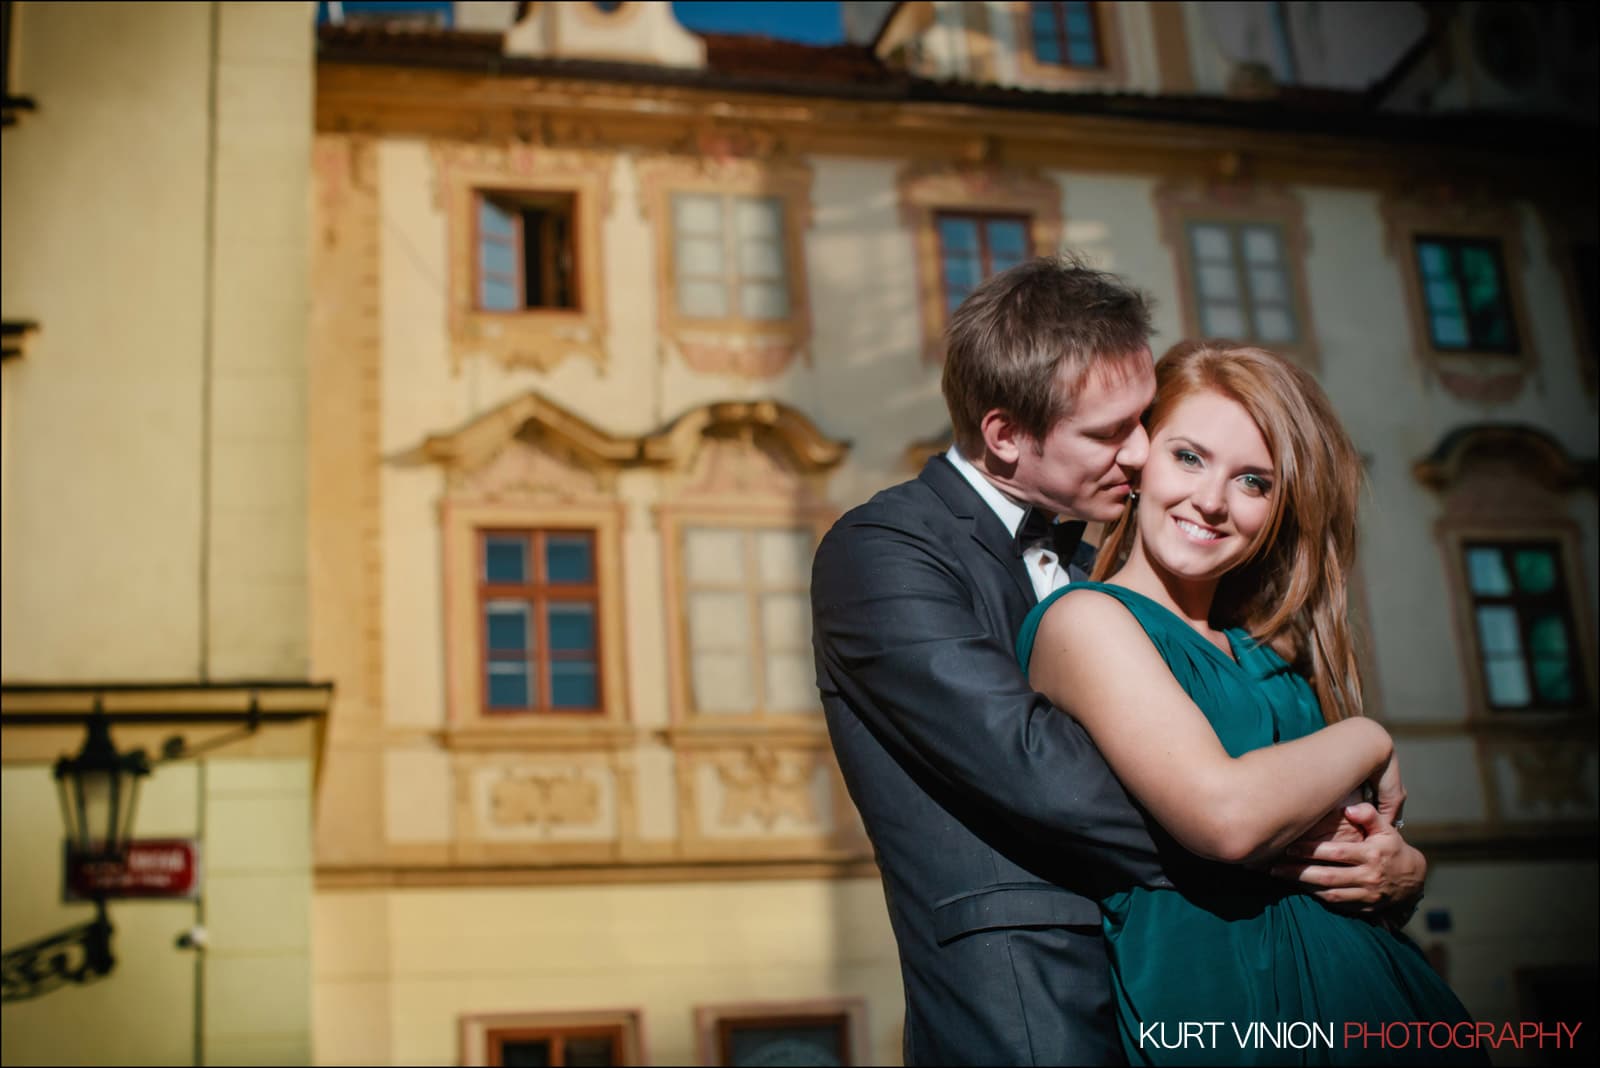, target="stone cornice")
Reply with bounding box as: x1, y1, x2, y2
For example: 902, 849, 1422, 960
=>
315, 63, 1594, 198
